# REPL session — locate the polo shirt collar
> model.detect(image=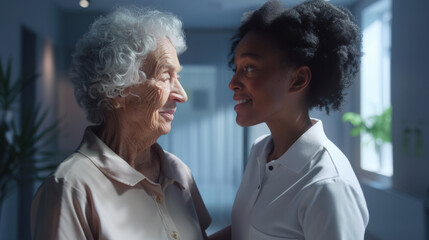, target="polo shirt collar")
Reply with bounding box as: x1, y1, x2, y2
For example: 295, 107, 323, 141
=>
152, 143, 186, 190
259, 119, 327, 173
77, 126, 185, 189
